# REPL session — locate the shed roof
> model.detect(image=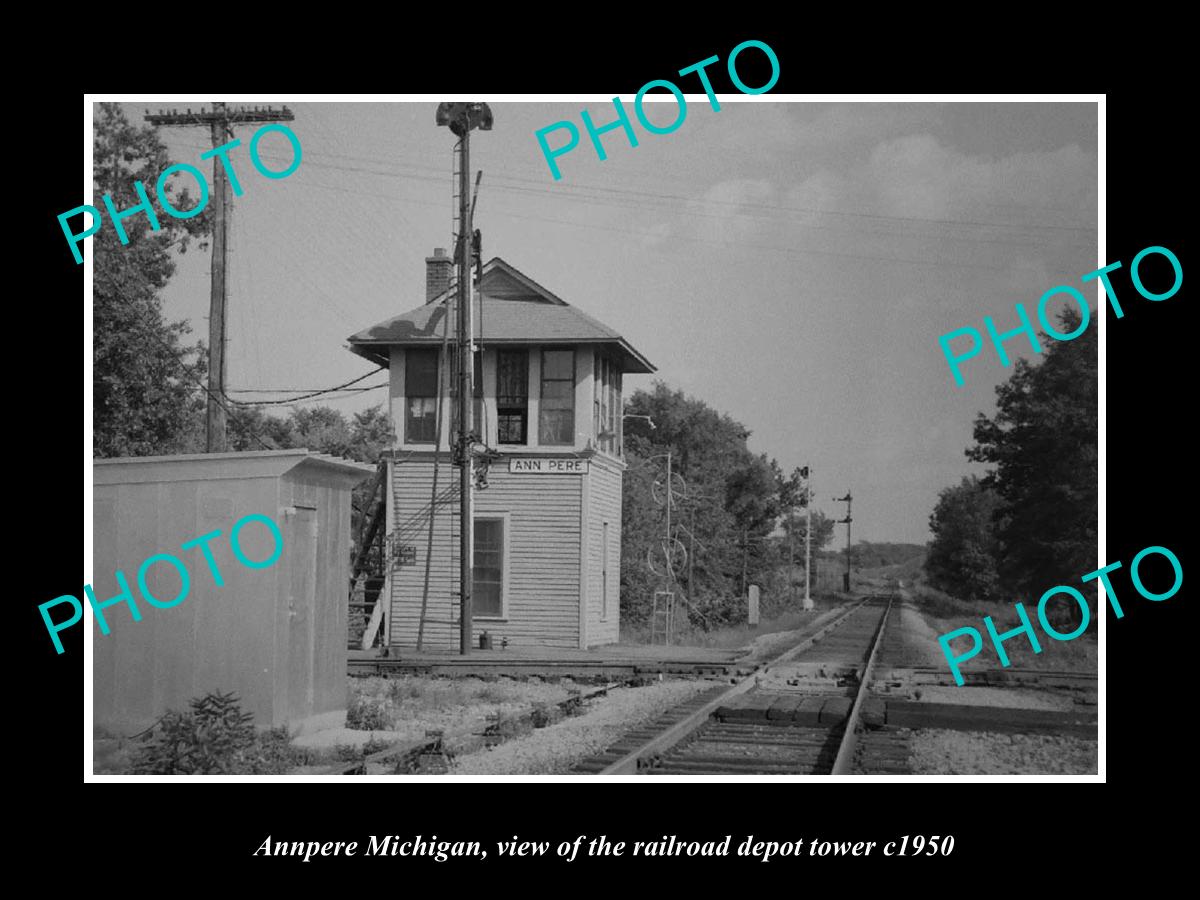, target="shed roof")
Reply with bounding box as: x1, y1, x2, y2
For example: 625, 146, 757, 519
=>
346, 258, 656, 374
94, 449, 376, 486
